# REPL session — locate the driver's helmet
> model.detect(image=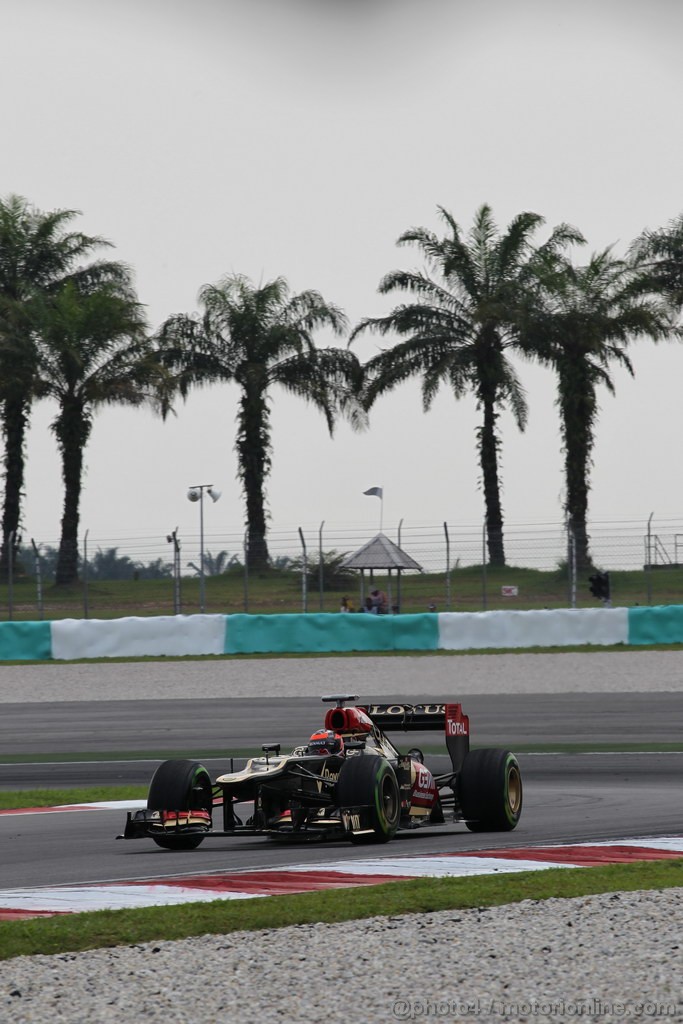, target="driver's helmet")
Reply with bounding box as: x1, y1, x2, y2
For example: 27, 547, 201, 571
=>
307, 729, 344, 757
